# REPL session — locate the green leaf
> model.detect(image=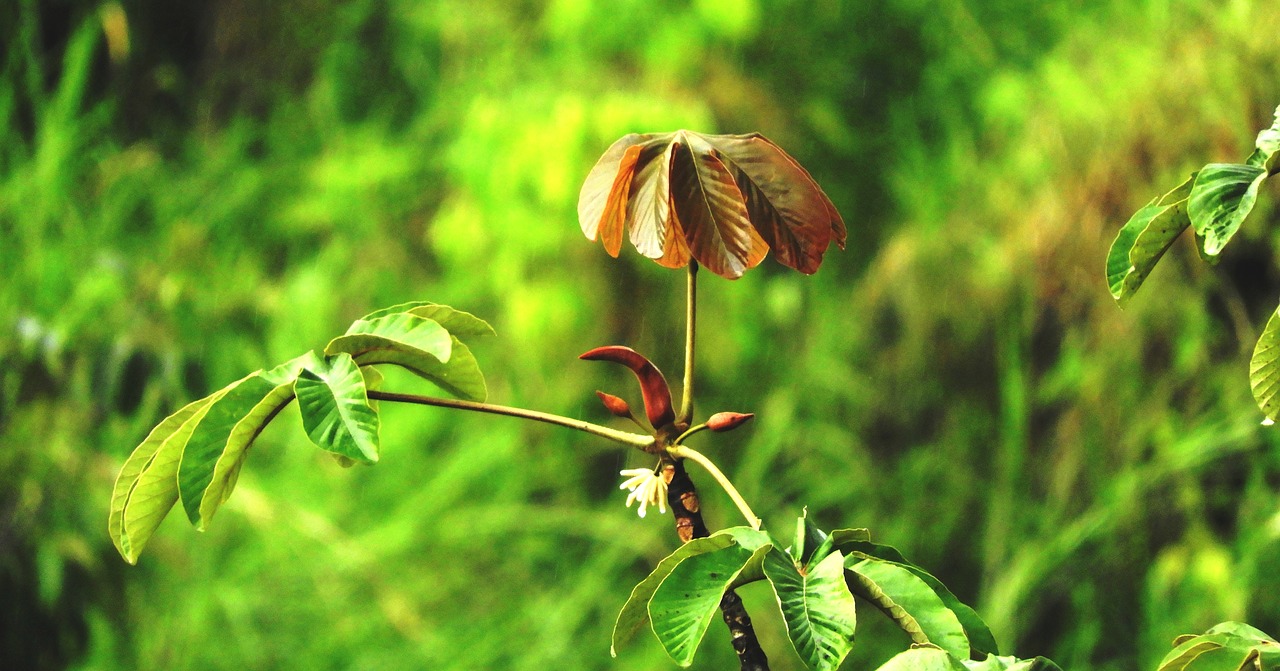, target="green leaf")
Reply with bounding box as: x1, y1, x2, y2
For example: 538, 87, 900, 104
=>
110, 389, 226, 564
846, 556, 970, 659
1248, 105, 1280, 172
327, 312, 453, 365
1106, 174, 1195, 302
792, 508, 830, 566
838, 540, 997, 656
961, 654, 1063, 671
1159, 625, 1280, 671
878, 646, 969, 671
764, 548, 858, 671
327, 314, 487, 401
649, 542, 772, 666
295, 352, 381, 464
177, 373, 287, 529
1188, 163, 1268, 257
359, 302, 496, 338
1252, 309, 1280, 422
612, 527, 772, 656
